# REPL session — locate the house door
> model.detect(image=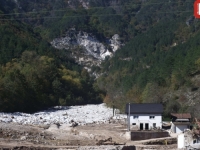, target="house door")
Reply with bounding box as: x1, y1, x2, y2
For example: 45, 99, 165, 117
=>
145, 123, 149, 130
140, 123, 143, 130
